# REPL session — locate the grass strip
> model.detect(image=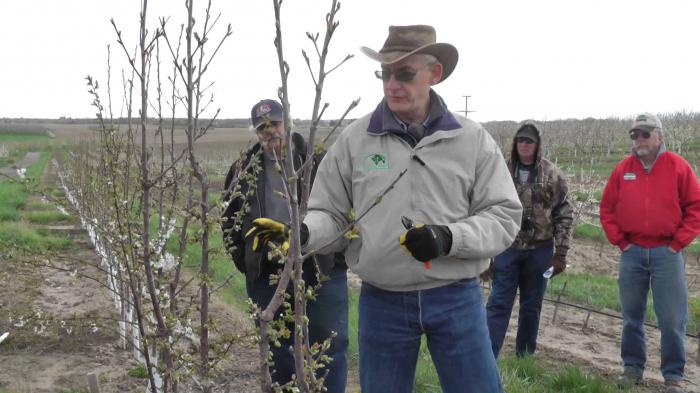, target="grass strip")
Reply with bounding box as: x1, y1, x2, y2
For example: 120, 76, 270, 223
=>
24, 210, 71, 224
0, 134, 50, 143
413, 352, 633, 393
574, 223, 606, 242
0, 222, 71, 250
0, 150, 52, 221
165, 228, 248, 309
547, 272, 700, 335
